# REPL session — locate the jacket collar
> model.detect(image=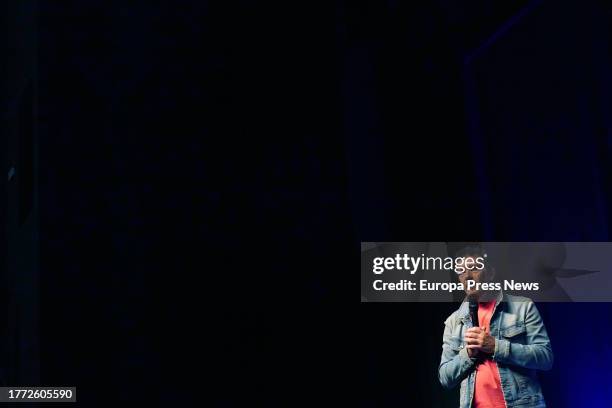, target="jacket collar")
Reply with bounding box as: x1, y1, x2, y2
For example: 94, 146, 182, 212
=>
458, 290, 504, 324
